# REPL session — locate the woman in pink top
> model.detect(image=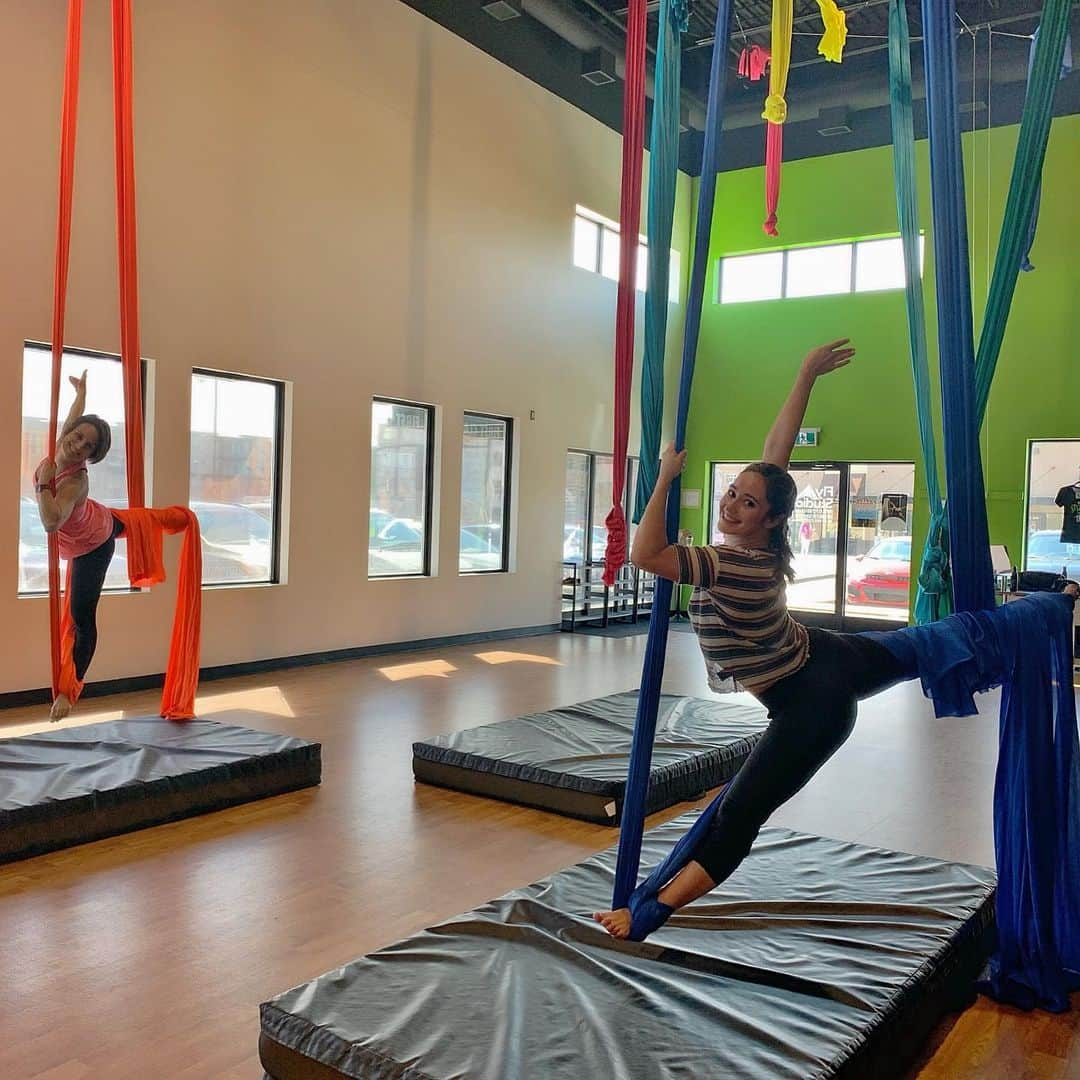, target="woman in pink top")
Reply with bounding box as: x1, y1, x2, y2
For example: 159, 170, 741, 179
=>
33, 370, 121, 720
